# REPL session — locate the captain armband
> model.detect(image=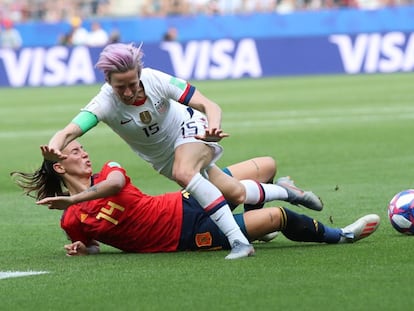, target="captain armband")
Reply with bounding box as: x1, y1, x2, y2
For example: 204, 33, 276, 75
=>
71, 111, 99, 133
